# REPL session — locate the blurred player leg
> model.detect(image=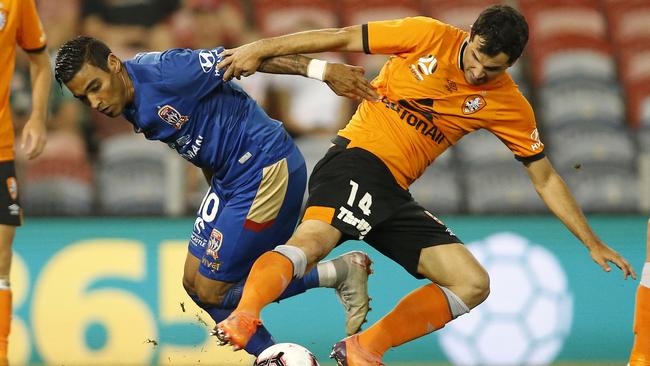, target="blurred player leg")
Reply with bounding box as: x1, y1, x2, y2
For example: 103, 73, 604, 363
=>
629, 219, 650, 366
183, 253, 275, 356
218, 220, 341, 349
216, 250, 371, 336
0, 225, 14, 366
333, 243, 482, 365
0, 163, 20, 366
